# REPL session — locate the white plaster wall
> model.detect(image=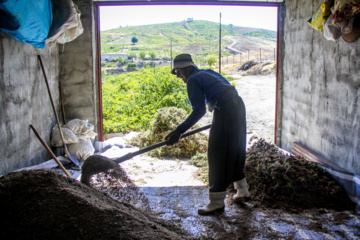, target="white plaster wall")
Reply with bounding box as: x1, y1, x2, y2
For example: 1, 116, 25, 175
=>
0, 32, 60, 175
281, 0, 360, 174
